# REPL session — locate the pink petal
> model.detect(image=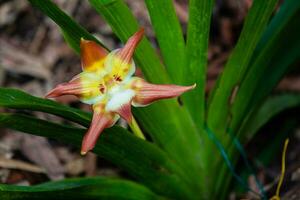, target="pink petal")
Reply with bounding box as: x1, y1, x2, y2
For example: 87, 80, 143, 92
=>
45, 78, 82, 98
117, 28, 144, 63
132, 78, 196, 106
115, 102, 133, 123
81, 111, 115, 155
